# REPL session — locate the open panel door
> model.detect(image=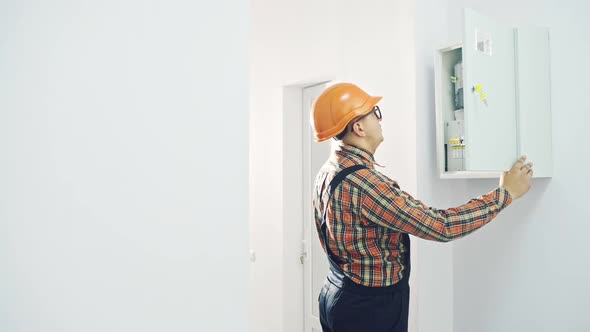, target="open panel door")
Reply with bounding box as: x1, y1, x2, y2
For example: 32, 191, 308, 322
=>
463, 9, 518, 171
